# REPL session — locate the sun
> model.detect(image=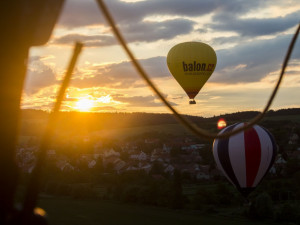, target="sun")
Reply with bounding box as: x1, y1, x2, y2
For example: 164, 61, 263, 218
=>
75, 99, 94, 112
